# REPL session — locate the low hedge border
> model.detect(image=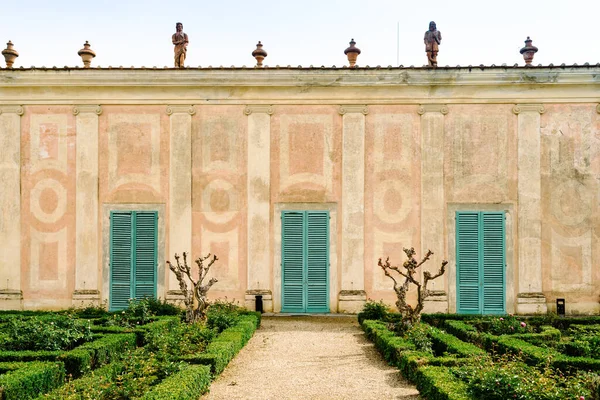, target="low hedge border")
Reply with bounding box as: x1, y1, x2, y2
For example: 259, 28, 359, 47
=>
0, 351, 61, 363
413, 365, 471, 400
37, 360, 124, 400
0, 361, 64, 400
181, 312, 260, 375
361, 320, 471, 400
139, 364, 211, 400
442, 318, 600, 373
428, 328, 487, 358
58, 333, 136, 377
